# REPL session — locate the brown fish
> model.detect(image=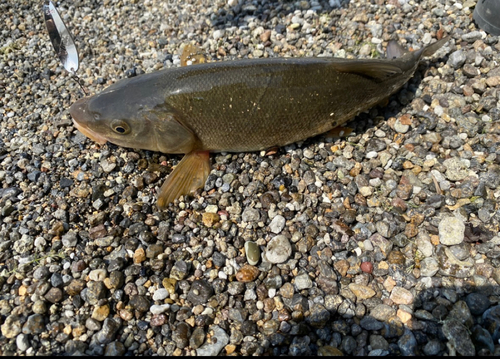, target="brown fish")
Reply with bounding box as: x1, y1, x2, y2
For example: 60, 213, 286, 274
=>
70, 37, 449, 209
